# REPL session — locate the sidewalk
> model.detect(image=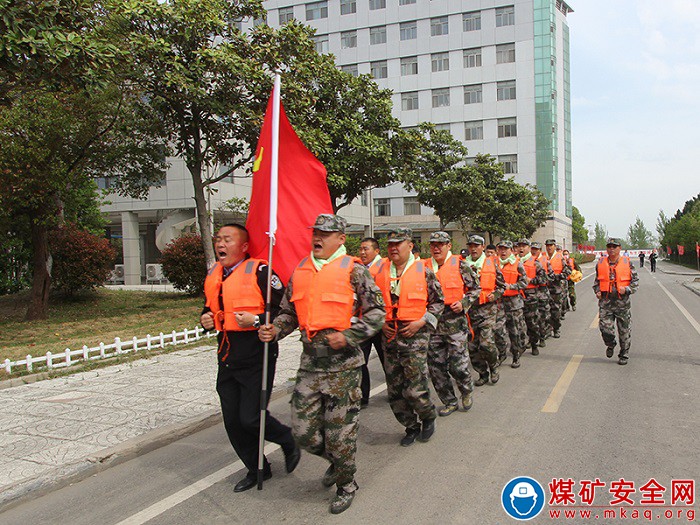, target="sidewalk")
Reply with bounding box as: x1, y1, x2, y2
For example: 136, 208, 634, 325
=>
654, 260, 700, 297
0, 335, 304, 509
